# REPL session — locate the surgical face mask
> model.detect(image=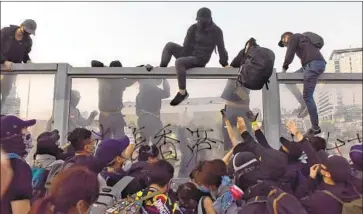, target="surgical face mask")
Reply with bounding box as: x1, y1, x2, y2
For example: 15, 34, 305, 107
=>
198, 185, 210, 193
23, 132, 33, 156
122, 160, 132, 171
